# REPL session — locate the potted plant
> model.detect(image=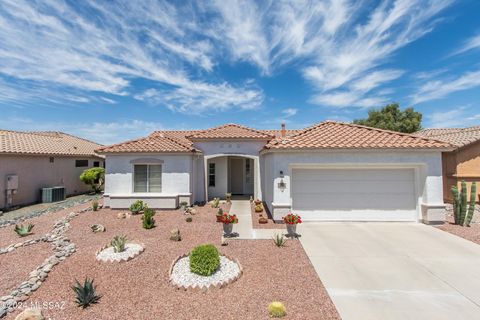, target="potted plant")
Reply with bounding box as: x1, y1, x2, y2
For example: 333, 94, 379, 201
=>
254, 204, 263, 213
216, 208, 223, 222
254, 199, 262, 206
220, 213, 238, 237
283, 213, 302, 237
